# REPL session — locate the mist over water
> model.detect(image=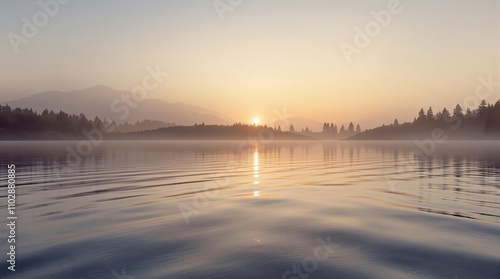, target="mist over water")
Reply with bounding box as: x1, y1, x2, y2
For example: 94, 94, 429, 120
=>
0, 141, 499, 279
